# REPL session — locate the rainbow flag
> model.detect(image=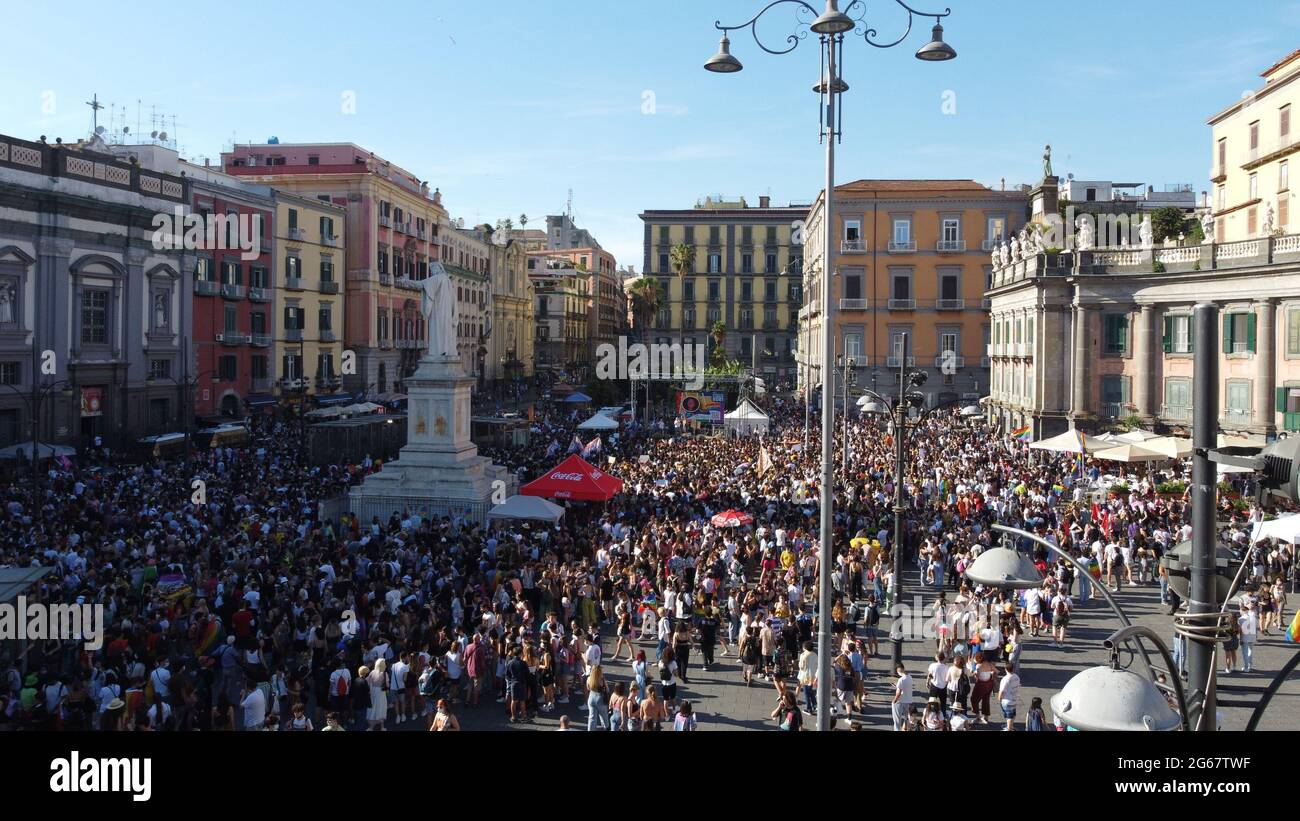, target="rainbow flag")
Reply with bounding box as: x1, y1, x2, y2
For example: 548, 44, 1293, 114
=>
1087, 558, 1102, 580
195, 618, 224, 656
1010, 425, 1032, 442
1286, 610, 1300, 644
